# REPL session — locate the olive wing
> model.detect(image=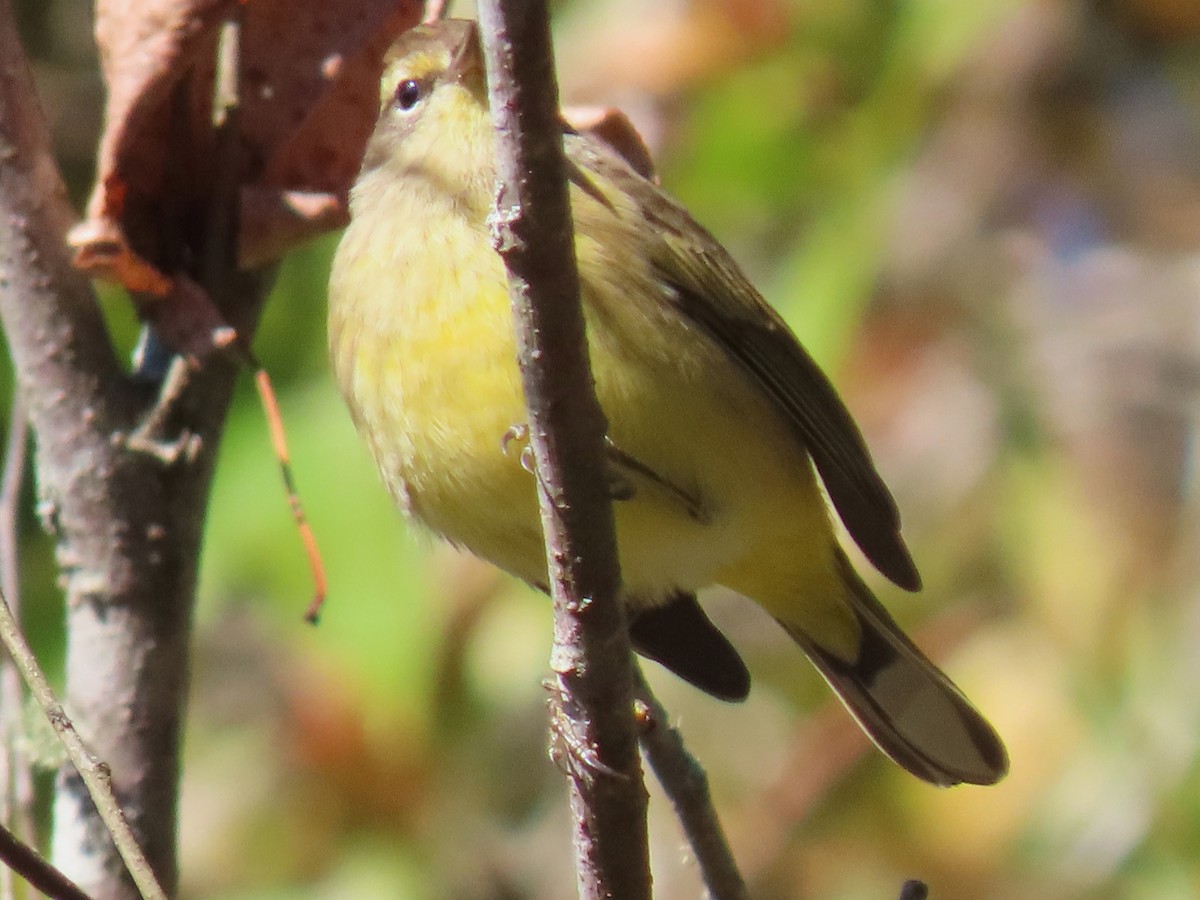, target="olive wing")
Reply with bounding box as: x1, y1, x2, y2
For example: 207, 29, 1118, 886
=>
566, 136, 920, 591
